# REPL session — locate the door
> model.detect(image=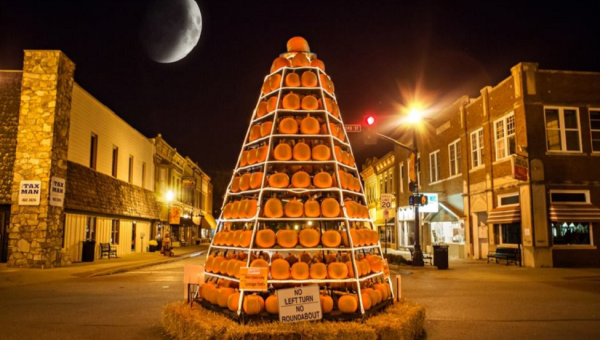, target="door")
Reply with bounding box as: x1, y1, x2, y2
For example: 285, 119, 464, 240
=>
0, 209, 9, 263
131, 221, 137, 251
473, 212, 489, 259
